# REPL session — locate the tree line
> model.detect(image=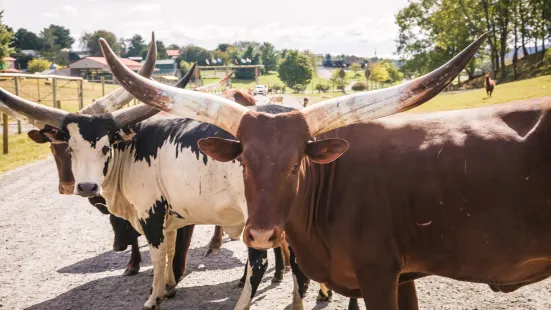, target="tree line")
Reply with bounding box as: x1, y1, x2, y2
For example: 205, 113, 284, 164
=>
396, 0, 551, 81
